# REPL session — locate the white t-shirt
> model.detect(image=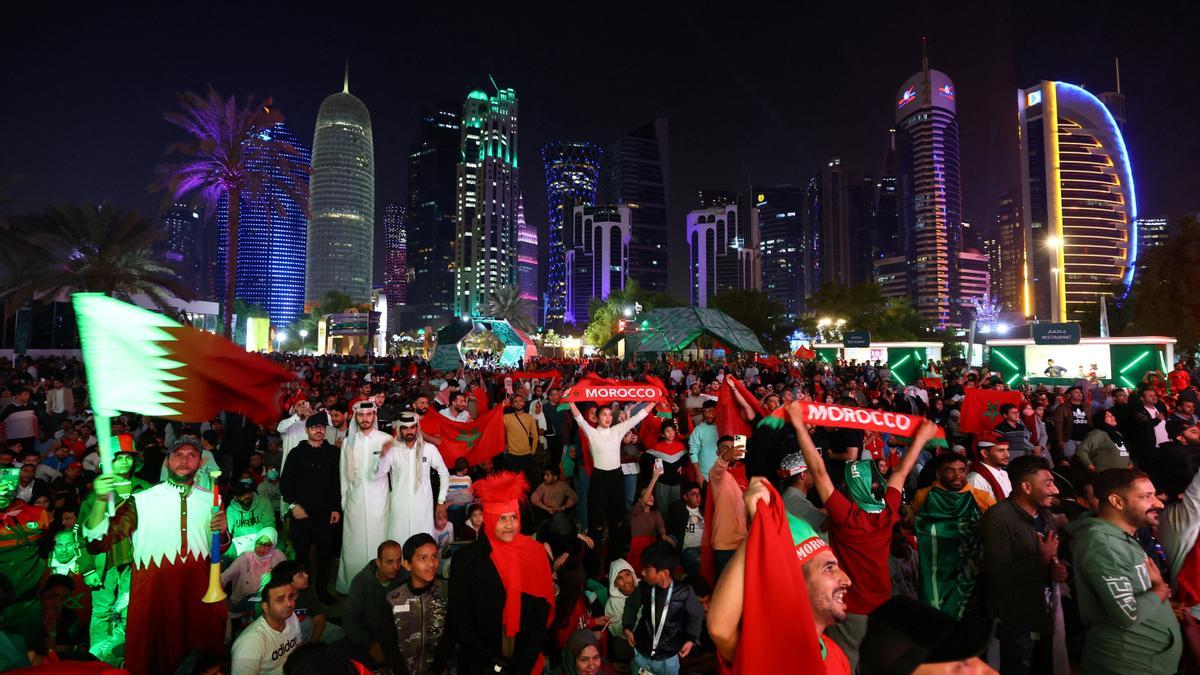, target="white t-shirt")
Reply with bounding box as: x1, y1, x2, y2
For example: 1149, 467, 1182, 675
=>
440, 407, 470, 423
231, 614, 302, 675
1147, 405, 1169, 446
573, 407, 651, 471
683, 505, 704, 549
